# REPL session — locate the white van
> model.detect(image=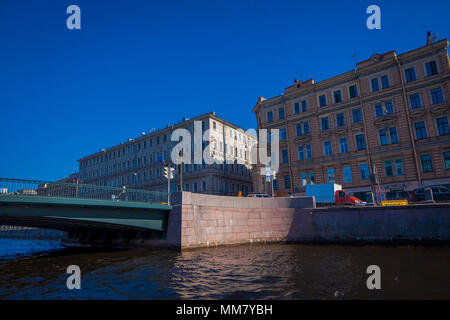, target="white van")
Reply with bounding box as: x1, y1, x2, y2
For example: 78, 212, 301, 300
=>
246, 193, 271, 198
